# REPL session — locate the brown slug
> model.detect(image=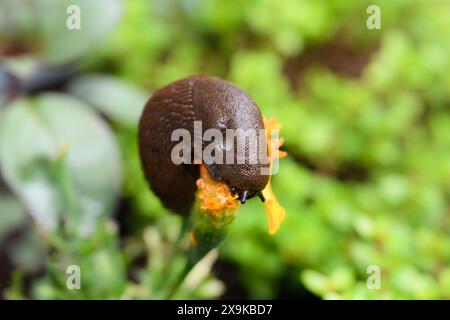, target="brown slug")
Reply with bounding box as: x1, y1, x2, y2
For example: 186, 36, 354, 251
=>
138, 76, 270, 215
